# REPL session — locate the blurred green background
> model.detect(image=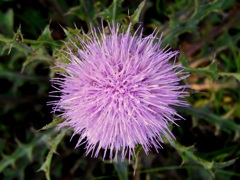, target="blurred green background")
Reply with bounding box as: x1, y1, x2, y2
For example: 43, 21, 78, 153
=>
0, 0, 240, 179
